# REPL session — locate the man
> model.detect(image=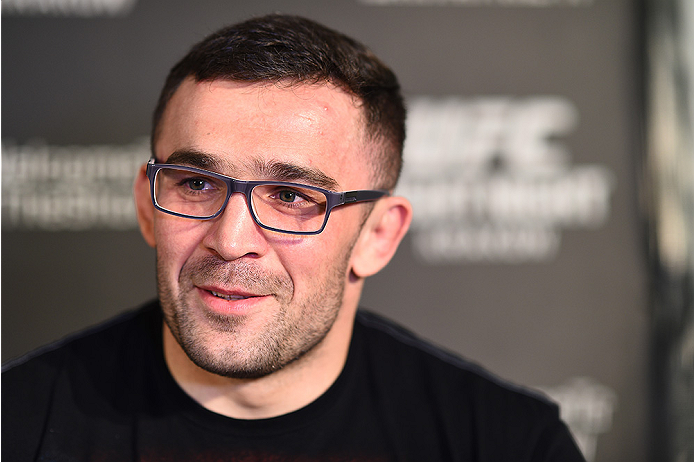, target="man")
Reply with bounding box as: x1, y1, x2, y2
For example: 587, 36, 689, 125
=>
3, 14, 584, 461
